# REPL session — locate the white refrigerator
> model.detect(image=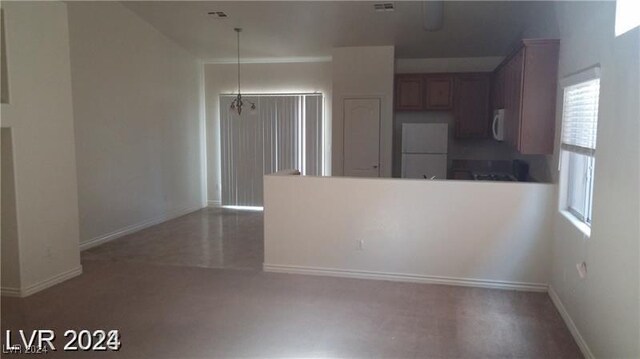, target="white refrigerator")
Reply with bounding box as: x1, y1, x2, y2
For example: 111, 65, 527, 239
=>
401, 123, 448, 179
